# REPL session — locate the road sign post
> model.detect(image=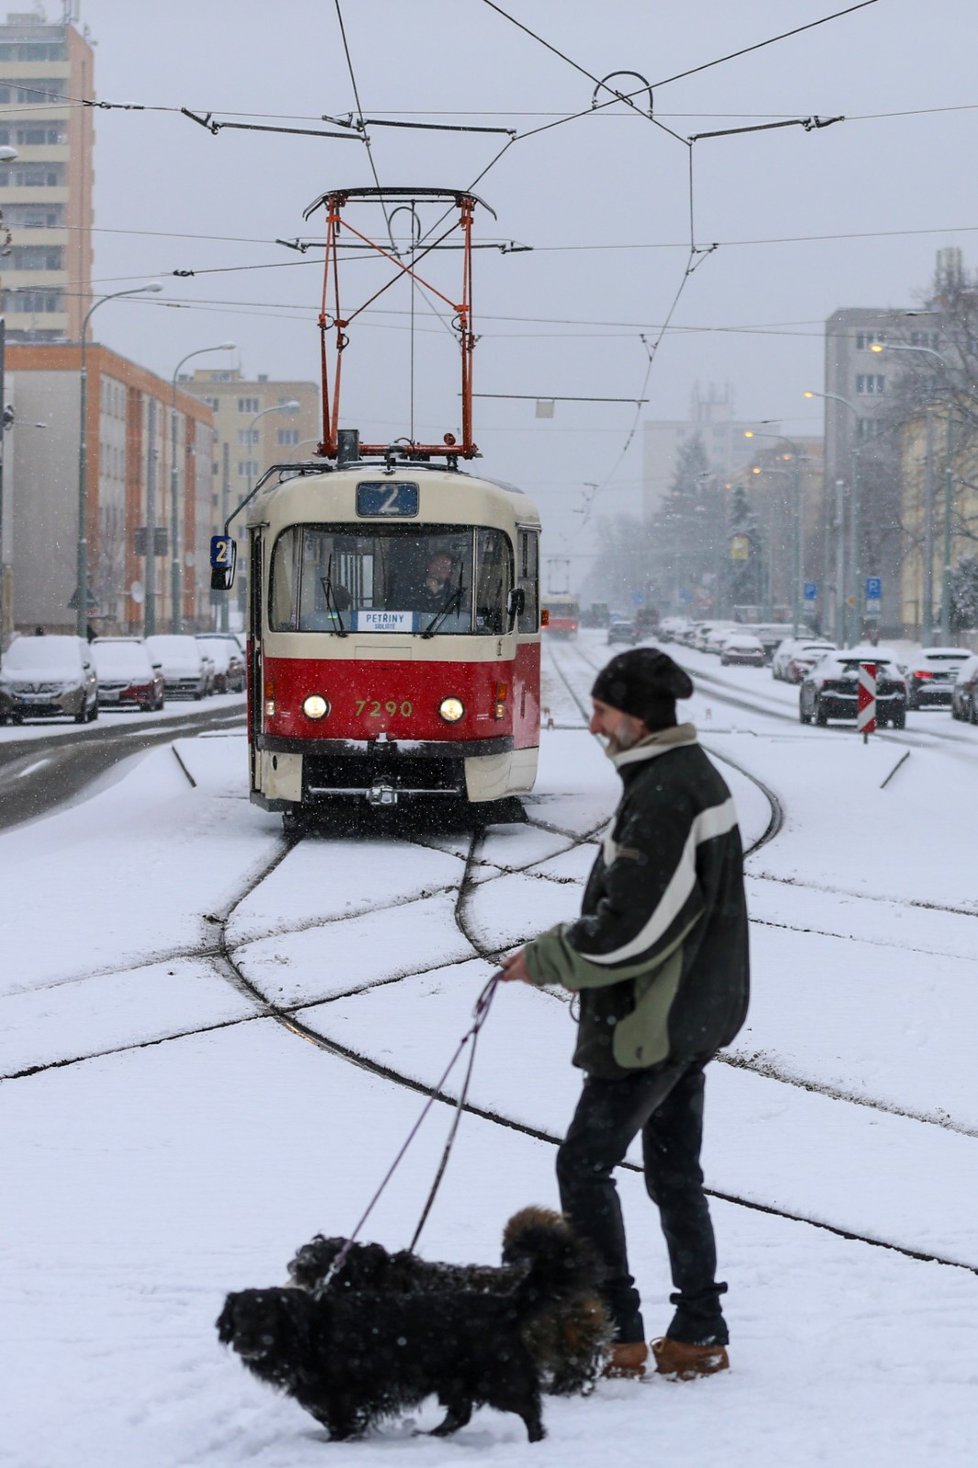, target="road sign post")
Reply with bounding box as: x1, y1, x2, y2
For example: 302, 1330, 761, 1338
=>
865, 576, 882, 619
857, 661, 877, 743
